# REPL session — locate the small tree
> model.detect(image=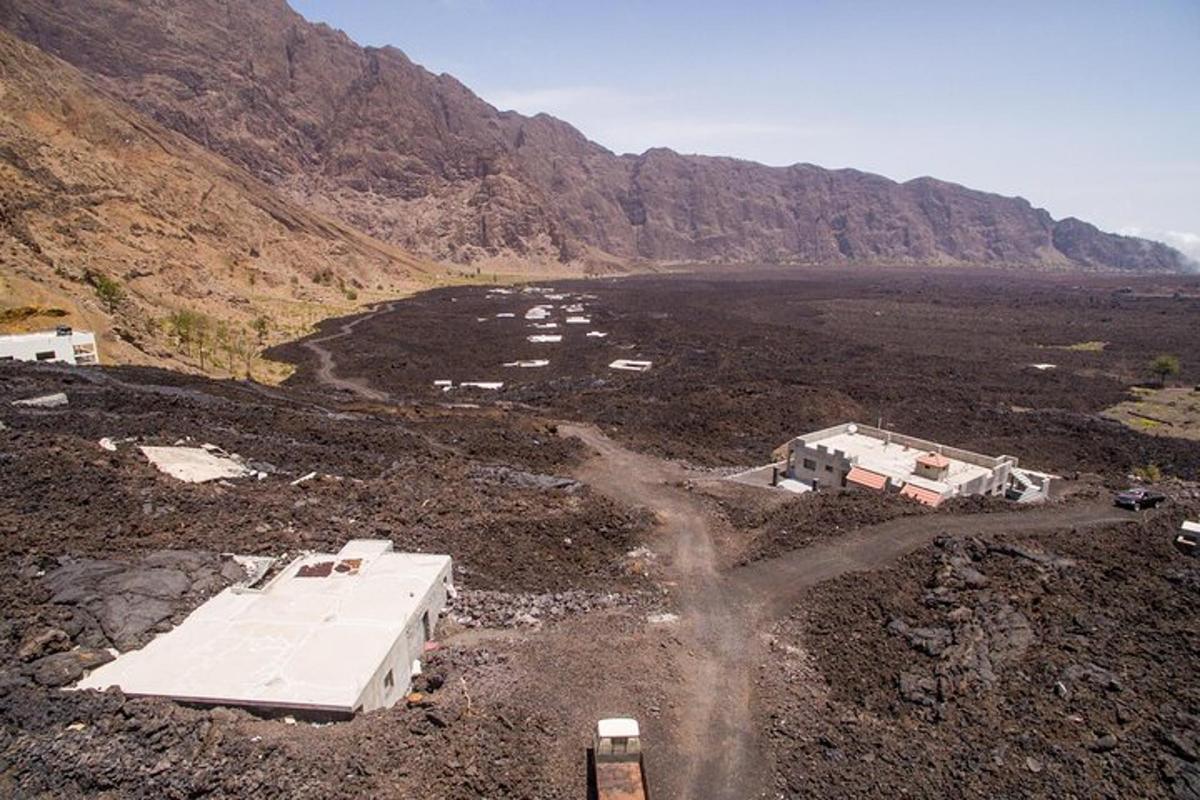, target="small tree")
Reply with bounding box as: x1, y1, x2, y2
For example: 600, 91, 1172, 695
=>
1149, 354, 1181, 387
227, 327, 254, 379
90, 273, 124, 312
166, 309, 204, 356
252, 315, 271, 346
215, 321, 233, 372
193, 314, 212, 371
